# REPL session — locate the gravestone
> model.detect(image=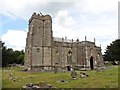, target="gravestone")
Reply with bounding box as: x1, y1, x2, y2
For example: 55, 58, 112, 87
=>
9, 73, 12, 80
71, 70, 77, 79
9, 67, 13, 80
